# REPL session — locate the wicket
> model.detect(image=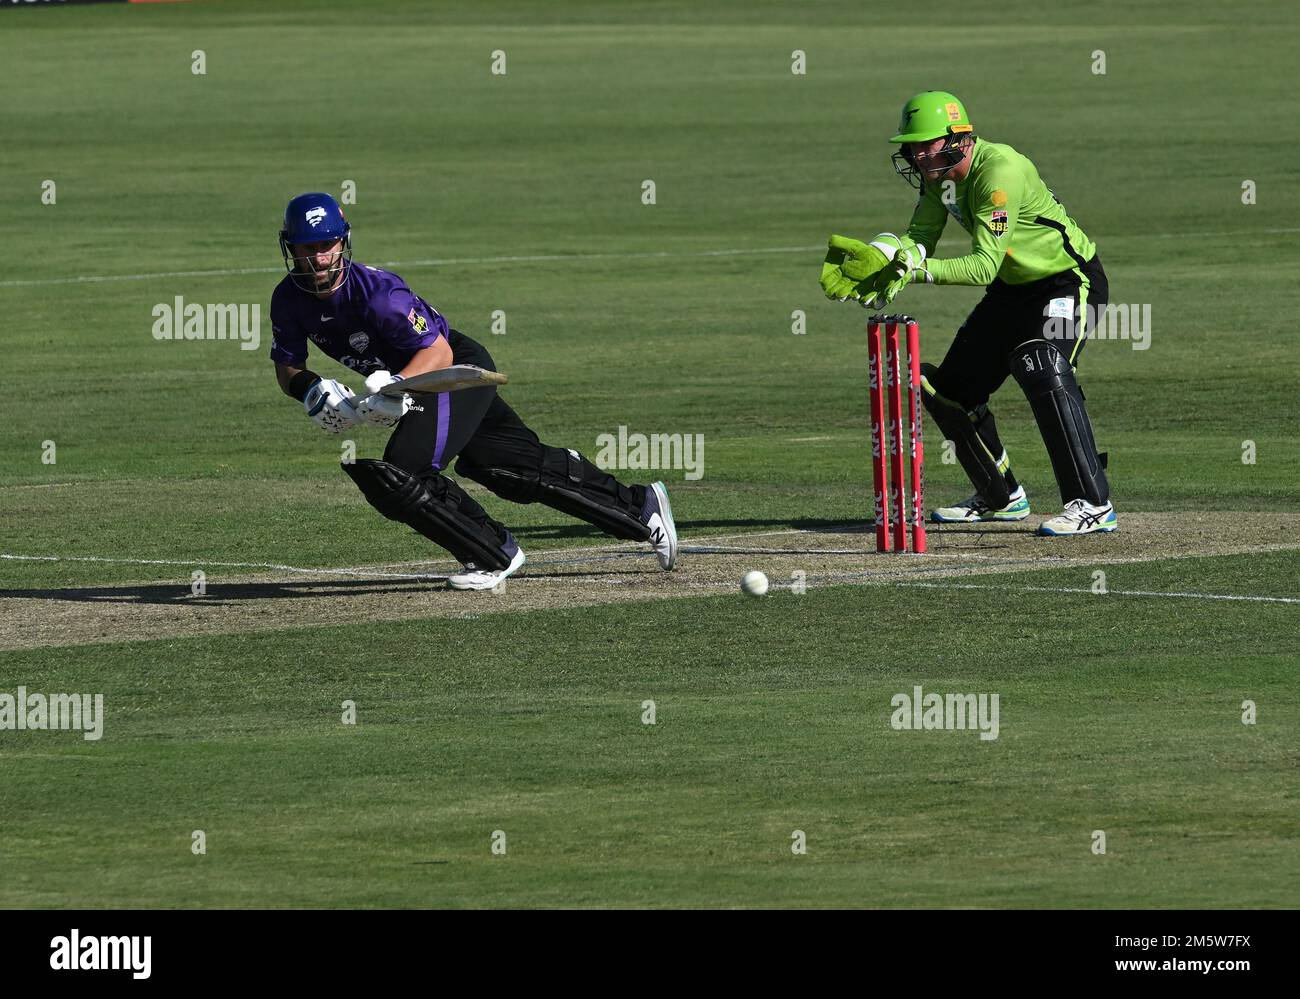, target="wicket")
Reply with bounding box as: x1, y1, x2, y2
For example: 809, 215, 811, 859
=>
867, 314, 926, 554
